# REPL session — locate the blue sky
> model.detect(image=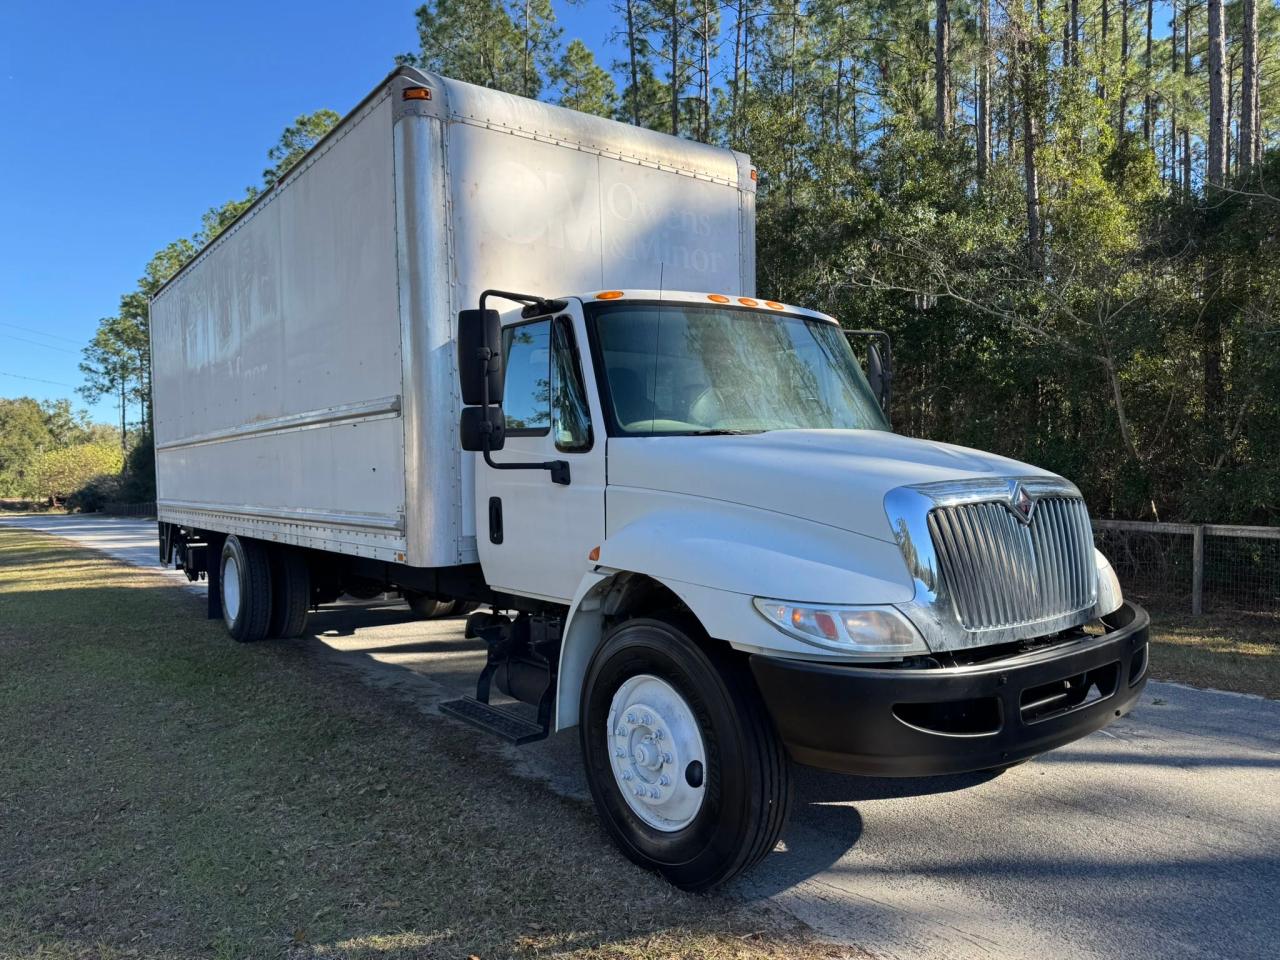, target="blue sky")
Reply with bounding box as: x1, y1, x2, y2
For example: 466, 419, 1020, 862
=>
0, 0, 614, 422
